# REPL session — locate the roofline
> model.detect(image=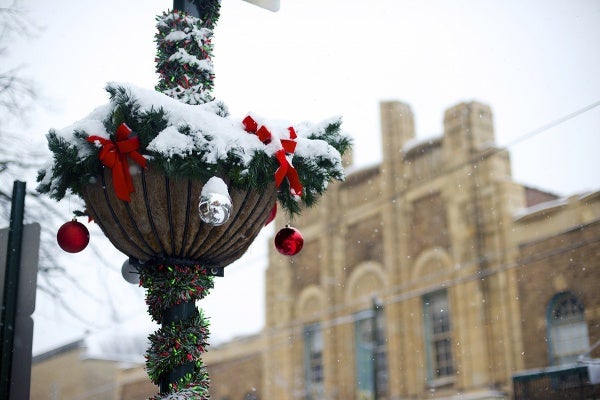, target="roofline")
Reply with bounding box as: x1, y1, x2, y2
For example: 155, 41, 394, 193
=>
32, 339, 84, 364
